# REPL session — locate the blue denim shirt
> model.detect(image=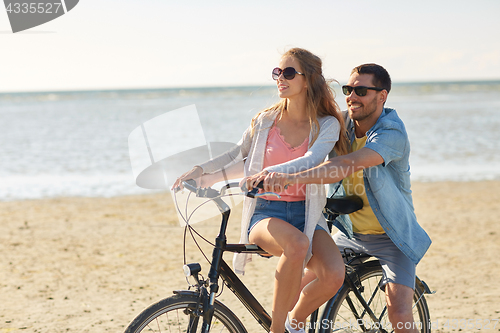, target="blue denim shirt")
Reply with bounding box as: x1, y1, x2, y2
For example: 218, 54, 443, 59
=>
329, 107, 431, 265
